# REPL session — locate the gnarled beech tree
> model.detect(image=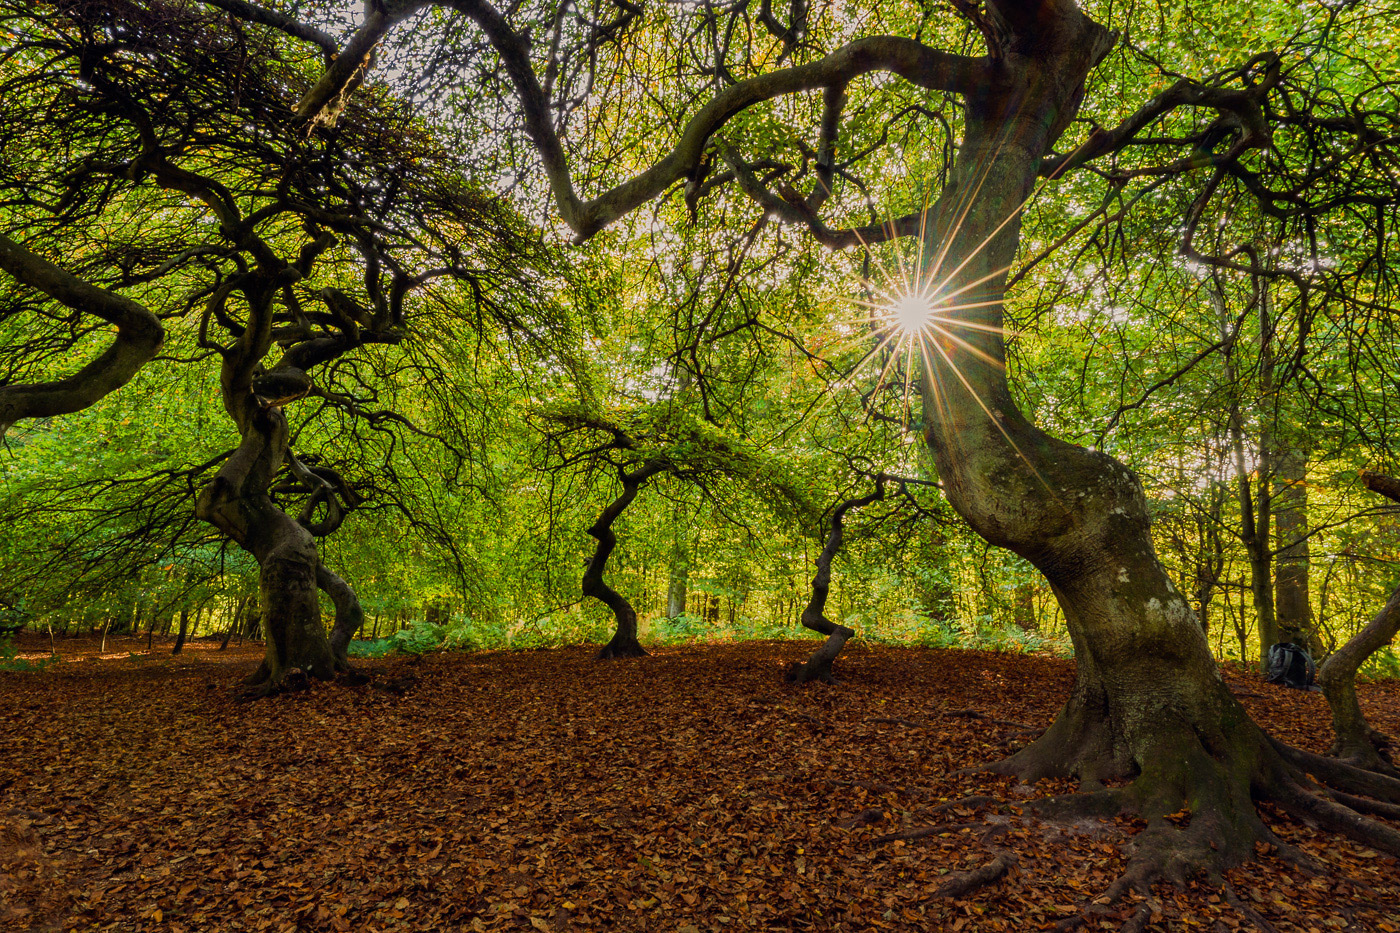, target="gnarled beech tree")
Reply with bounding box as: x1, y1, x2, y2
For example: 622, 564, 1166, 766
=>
583, 458, 669, 659
789, 472, 938, 685
0, 0, 551, 695
538, 406, 813, 659
295, 0, 1400, 889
